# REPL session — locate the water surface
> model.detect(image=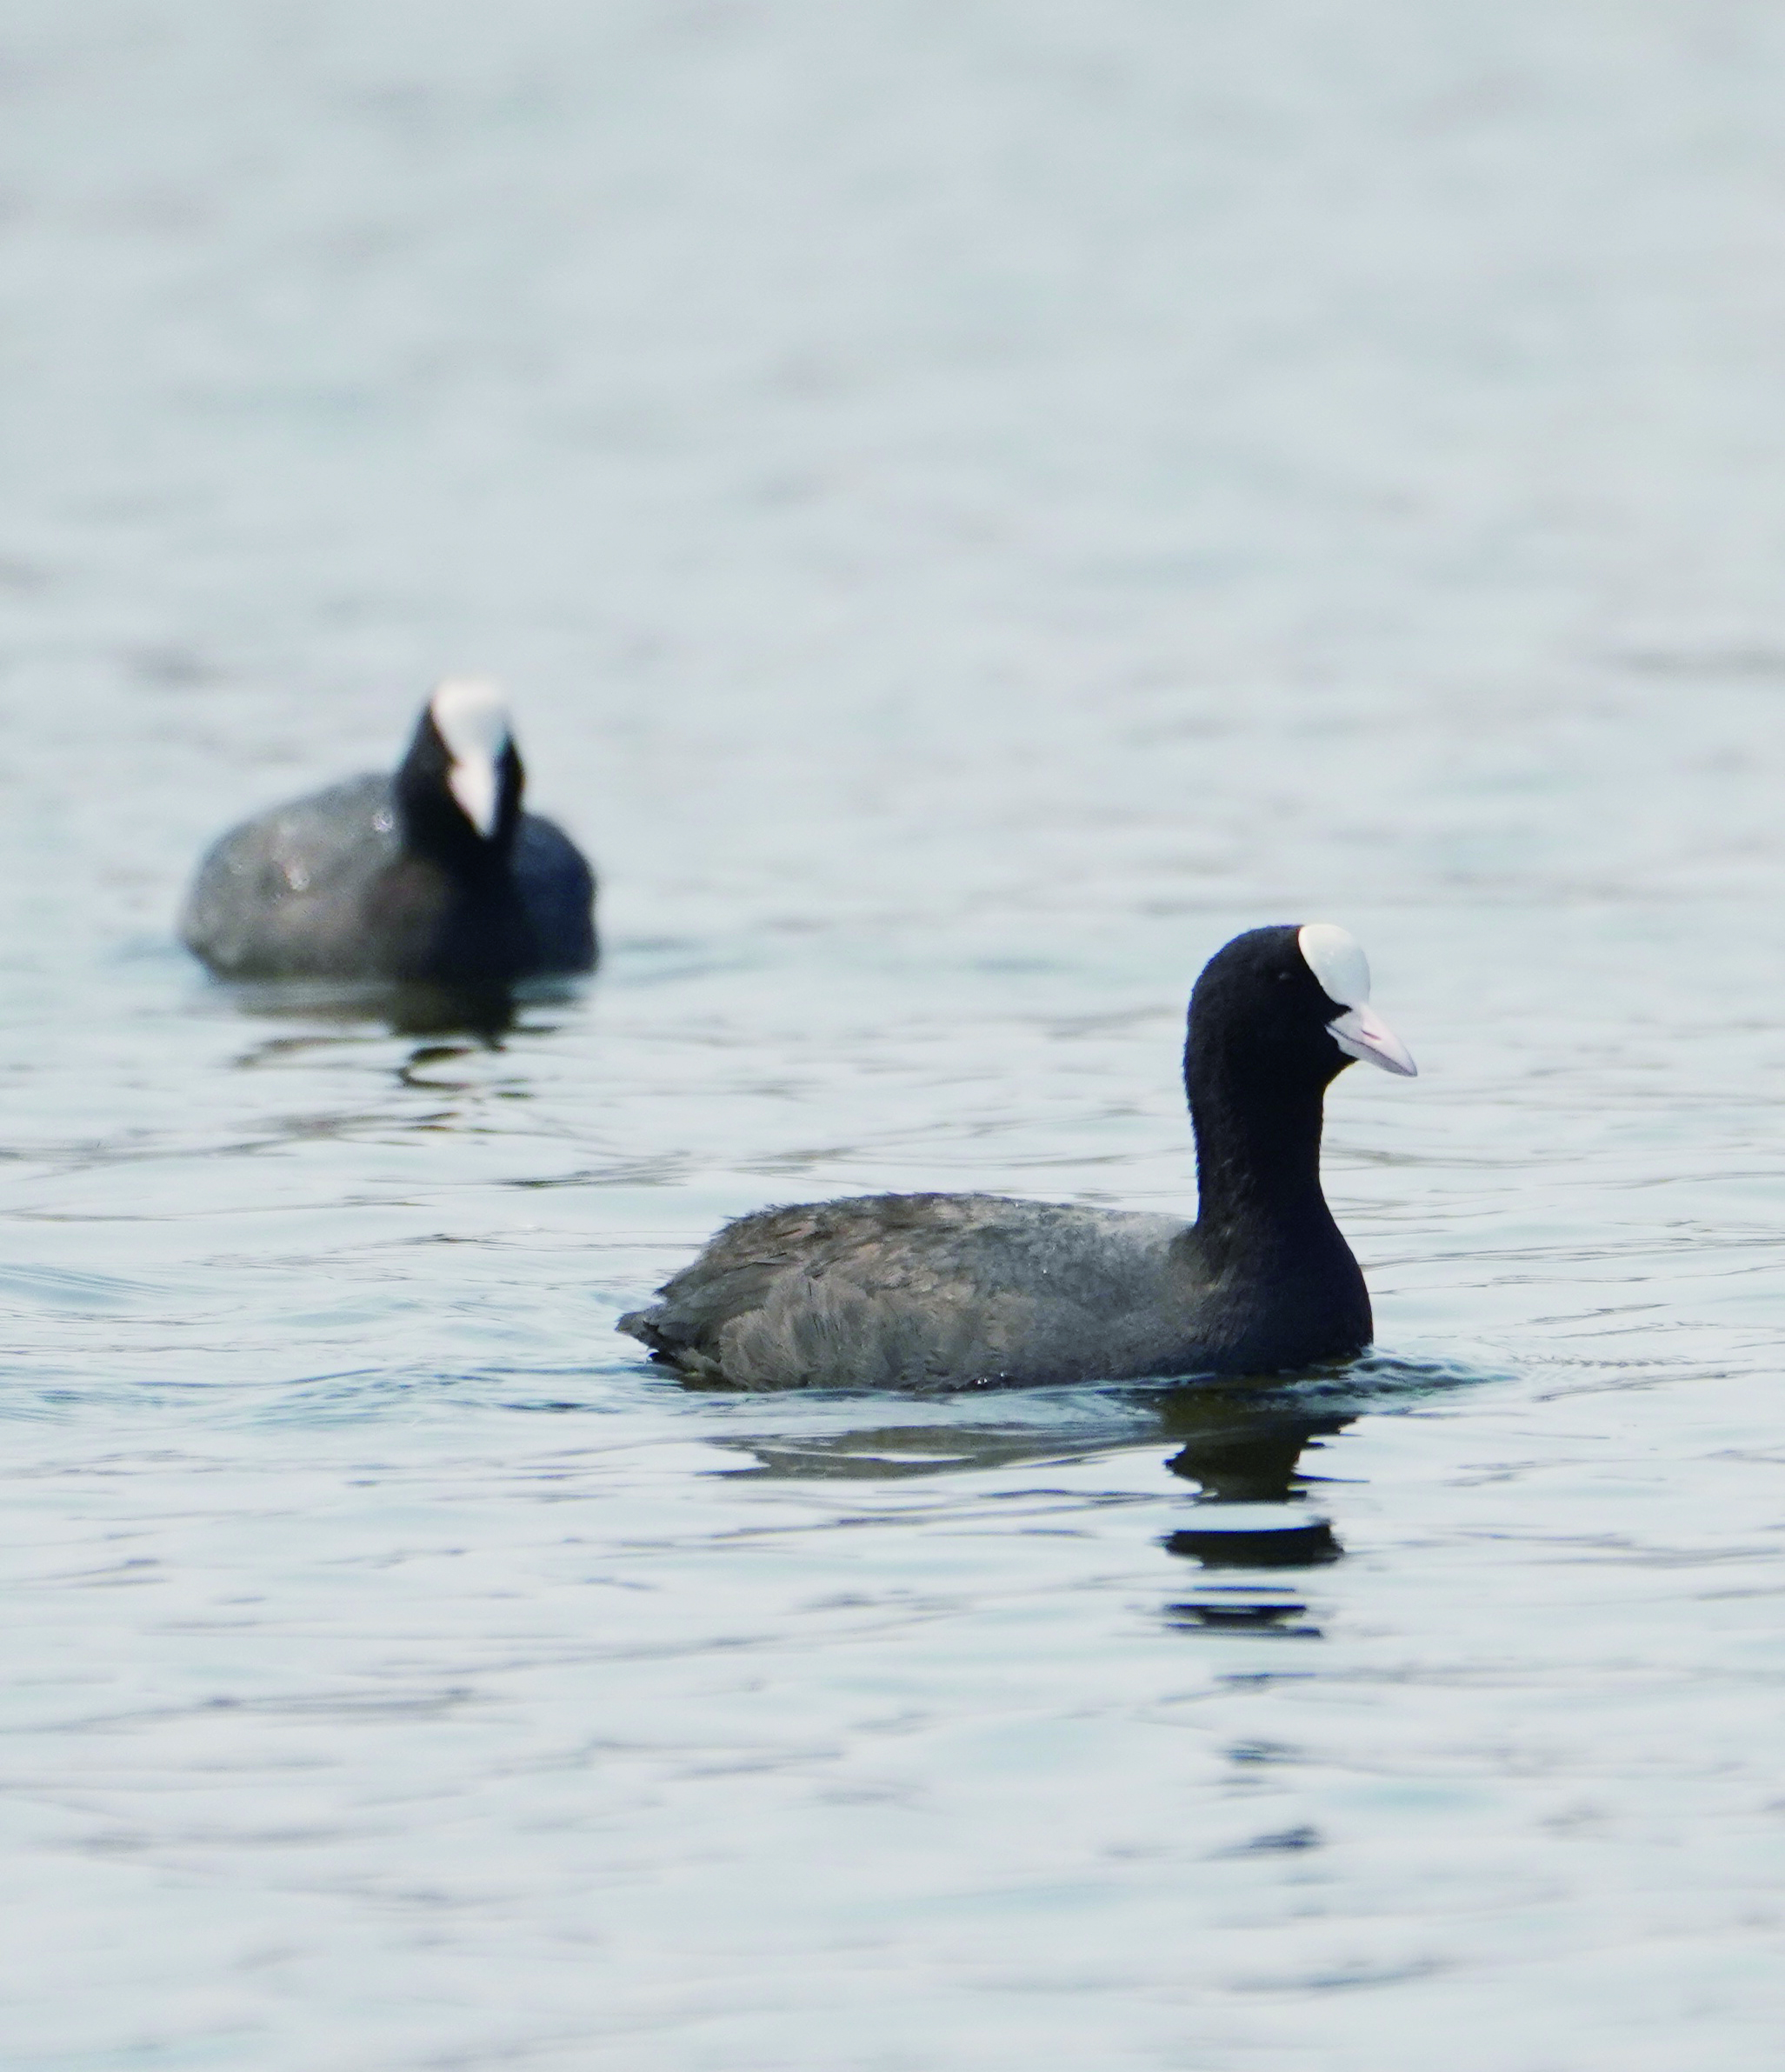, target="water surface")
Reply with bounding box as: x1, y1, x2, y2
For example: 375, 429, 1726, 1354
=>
5, 3, 1785, 2066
